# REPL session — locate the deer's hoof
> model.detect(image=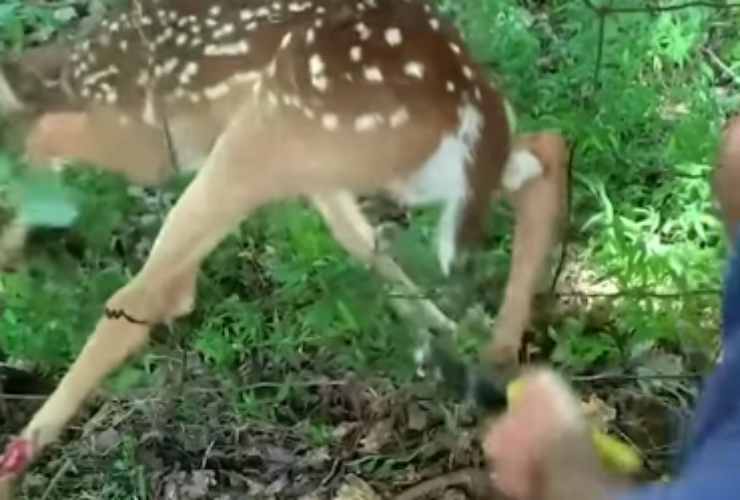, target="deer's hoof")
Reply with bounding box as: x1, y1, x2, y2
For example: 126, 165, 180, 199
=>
0, 438, 33, 479
482, 337, 521, 372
